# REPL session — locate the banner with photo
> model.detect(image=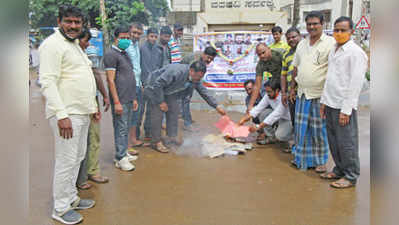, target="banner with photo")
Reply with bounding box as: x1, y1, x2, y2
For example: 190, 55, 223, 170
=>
194, 31, 273, 90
